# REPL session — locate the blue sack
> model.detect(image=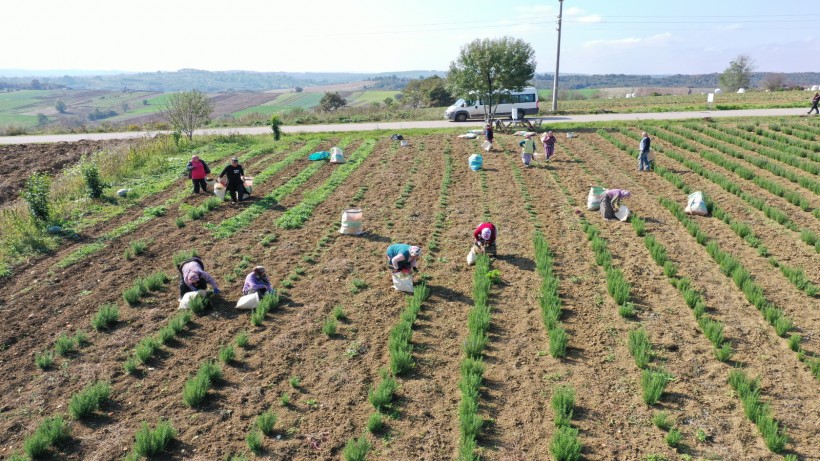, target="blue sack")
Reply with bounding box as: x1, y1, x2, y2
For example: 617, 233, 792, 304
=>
309, 151, 330, 161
